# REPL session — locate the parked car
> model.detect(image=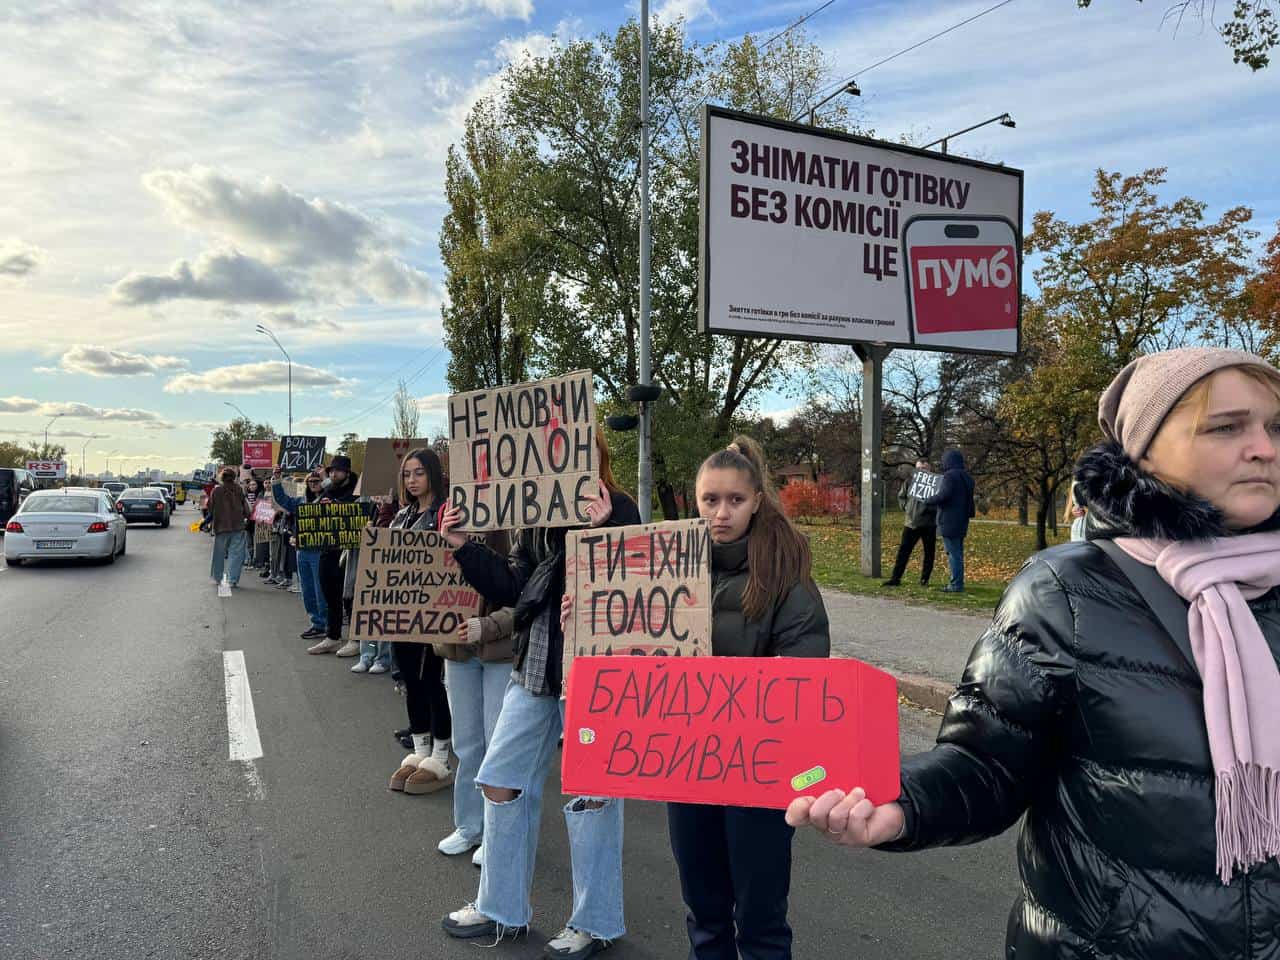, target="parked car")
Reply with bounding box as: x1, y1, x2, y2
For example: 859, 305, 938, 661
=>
117, 488, 171, 527
3, 488, 127, 565
0, 467, 38, 527
101, 481, 128, 502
